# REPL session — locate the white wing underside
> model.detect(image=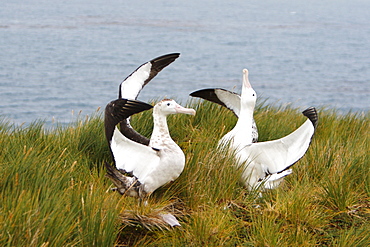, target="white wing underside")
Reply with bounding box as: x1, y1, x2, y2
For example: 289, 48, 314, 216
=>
110, 127, 185, 193
120, 62, 152, 100
111, 127, 160, 183
214, 89, 241, 116
235, 119, 314, 187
